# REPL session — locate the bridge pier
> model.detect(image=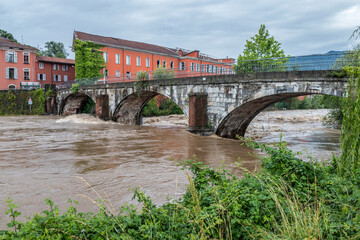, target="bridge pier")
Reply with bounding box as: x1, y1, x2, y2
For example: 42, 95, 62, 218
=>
187, 93, 213, 136
96, 95, 110, 120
